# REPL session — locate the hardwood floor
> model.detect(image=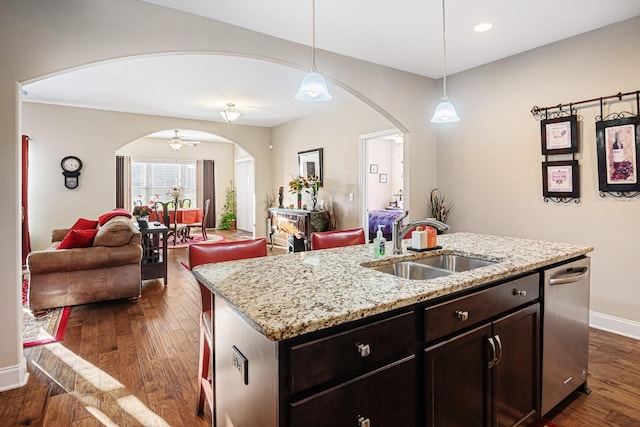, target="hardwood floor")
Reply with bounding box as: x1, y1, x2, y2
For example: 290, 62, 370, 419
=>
1, 230, 639, 426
